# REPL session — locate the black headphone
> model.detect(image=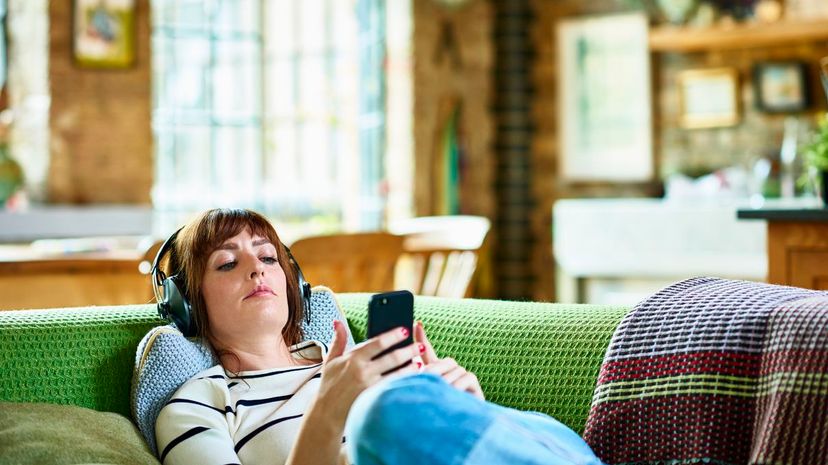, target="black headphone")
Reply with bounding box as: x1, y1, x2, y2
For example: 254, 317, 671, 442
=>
151, 227, 312, 337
